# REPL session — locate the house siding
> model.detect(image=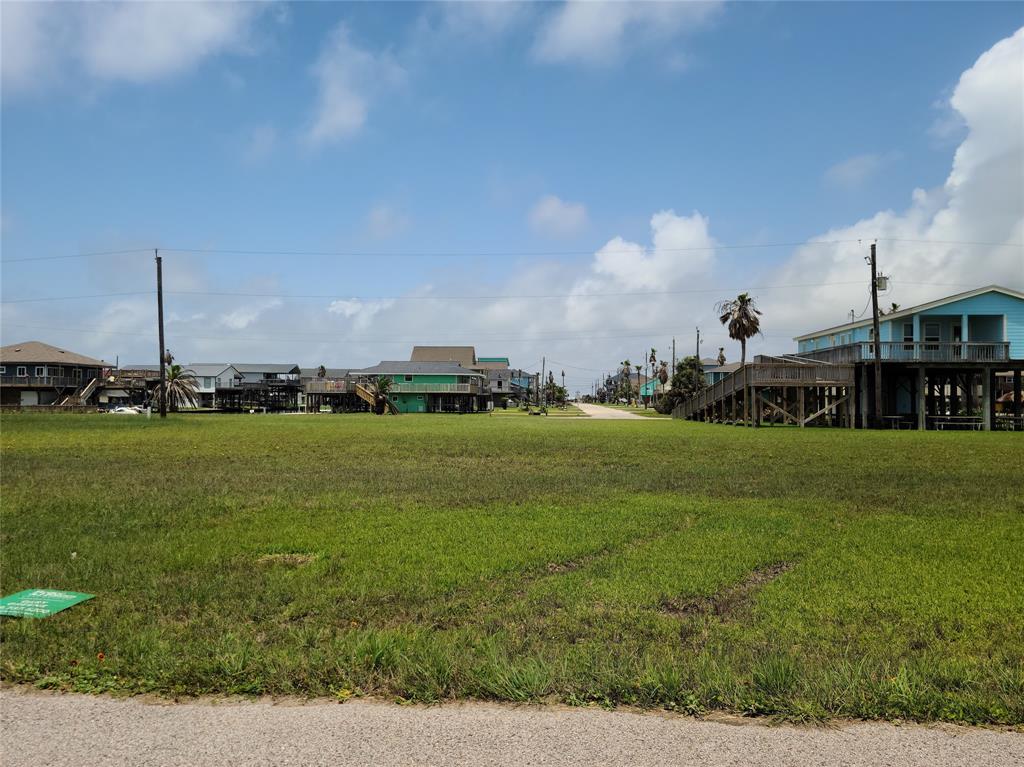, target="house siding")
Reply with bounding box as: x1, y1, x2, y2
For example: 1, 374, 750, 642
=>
797, 290, 1024, 358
